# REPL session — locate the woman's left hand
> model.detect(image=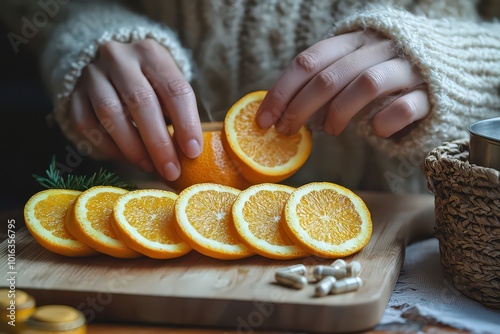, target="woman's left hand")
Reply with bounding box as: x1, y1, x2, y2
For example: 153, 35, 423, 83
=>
256, 30, 429, 138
